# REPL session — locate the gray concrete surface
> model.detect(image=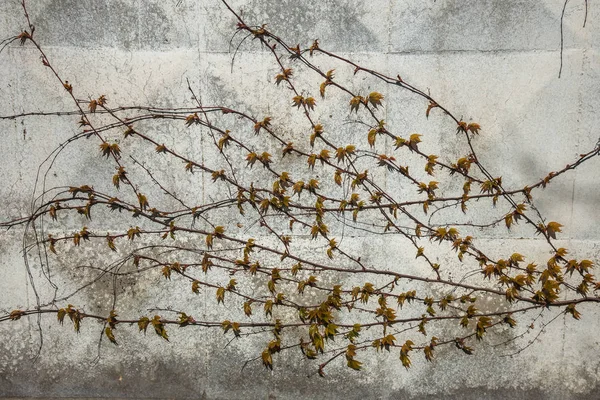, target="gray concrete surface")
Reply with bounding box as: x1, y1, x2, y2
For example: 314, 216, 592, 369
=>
0, 0, 599, 399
